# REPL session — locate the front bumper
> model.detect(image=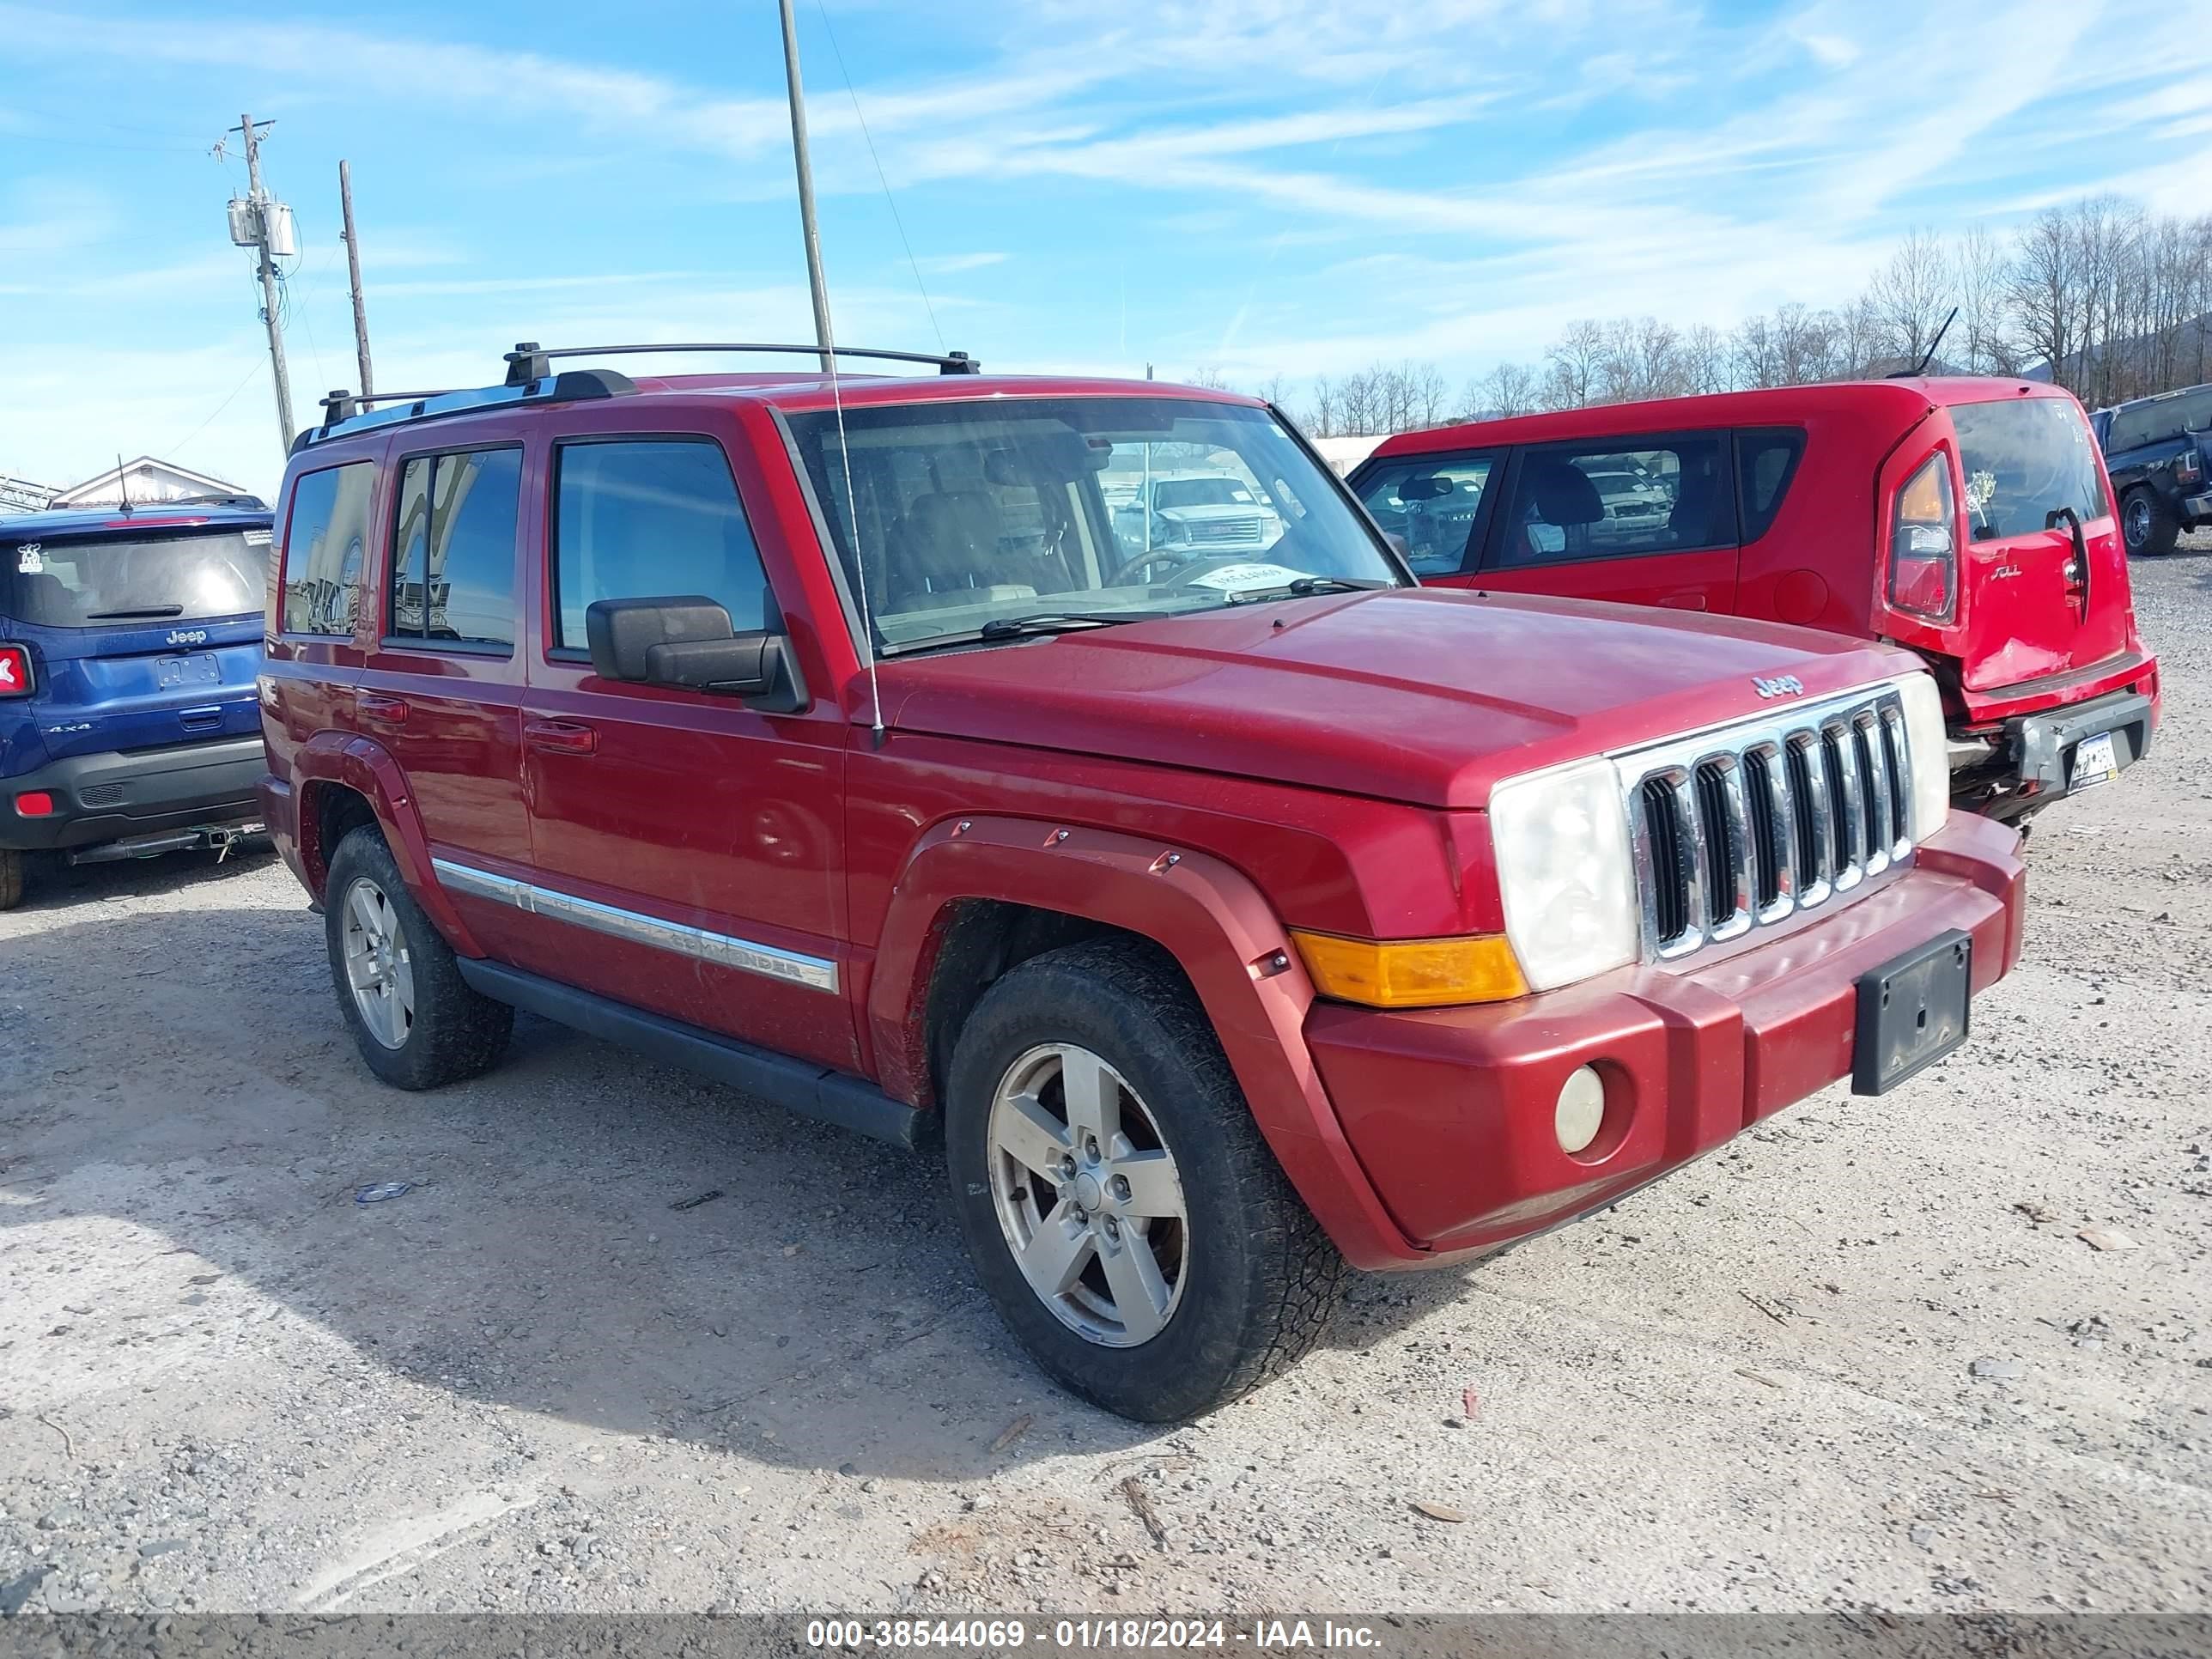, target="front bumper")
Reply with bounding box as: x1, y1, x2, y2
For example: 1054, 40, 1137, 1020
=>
1302, 811, 2024, 1263
0, 737, 265, 852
